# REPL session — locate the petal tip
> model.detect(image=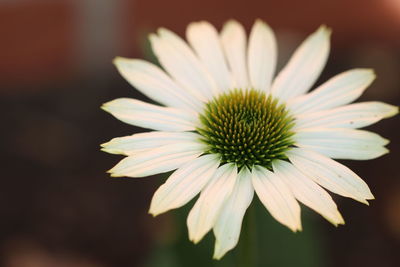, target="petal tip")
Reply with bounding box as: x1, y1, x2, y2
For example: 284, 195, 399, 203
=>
318, 24, 332, 36
252, 19, 274, 35
362, 68, 377, 80
100, 102, 112, 113
254, 18, 267, 27
295, 222, 303, 232
189, 235, 201, 244
100, 142, 108, 148
212, 244, 228, 260
223, 19, 242, 31
187, 20, 207, 30
148, 209, 160, 217
370, 69, 377, 79
112, 56, 127, 65
212, 252, 224, 261
107, 166, 123, 177
100, 147, 110, 153
149, 199, 169, 217
106, 172, 118, 177
157, 27, 174, 38
148, 33, 158, 43
382, 146, 390, 155
101, 147, 124, 155
157, 27, 166, 35
107, 170, 121, 177
335, 215, 345, 226
387, 105, 399, 117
